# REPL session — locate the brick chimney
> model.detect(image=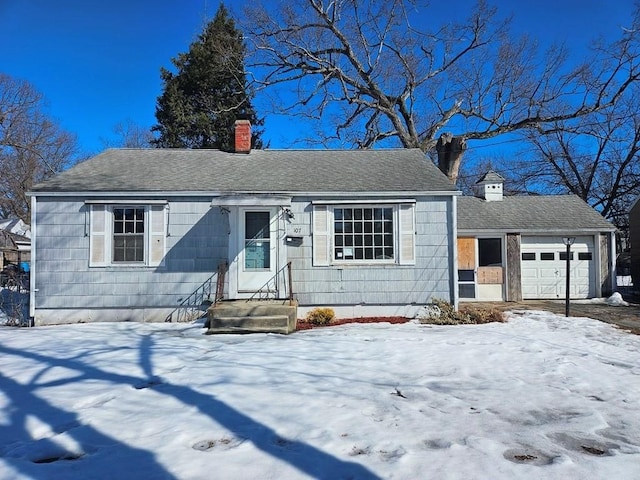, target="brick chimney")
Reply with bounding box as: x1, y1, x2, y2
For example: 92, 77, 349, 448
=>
234, 119, 251, 153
